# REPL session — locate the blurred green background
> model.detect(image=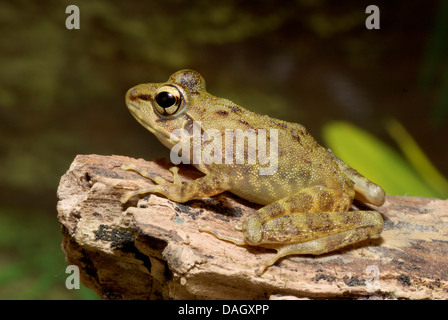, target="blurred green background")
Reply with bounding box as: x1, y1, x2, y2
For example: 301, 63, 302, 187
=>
1, 0, 447, 299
